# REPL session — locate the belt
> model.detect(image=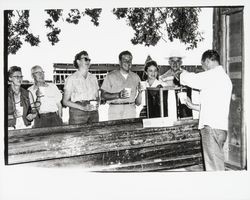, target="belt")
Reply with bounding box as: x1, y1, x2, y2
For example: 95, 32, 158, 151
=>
39, 112, 57, 116
110, 102, 135, 105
